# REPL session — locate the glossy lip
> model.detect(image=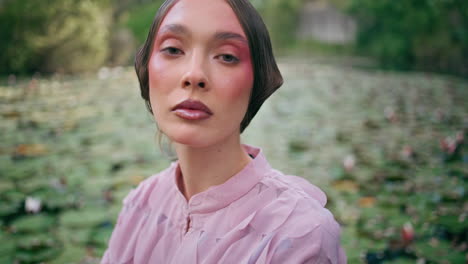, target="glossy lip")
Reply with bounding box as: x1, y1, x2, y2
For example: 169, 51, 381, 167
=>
172, 99, 213, 120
